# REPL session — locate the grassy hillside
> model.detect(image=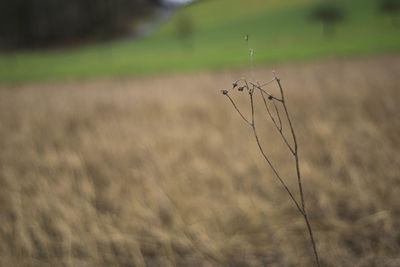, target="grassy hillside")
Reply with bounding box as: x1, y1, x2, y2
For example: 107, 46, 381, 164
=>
0, 0, 399, 82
